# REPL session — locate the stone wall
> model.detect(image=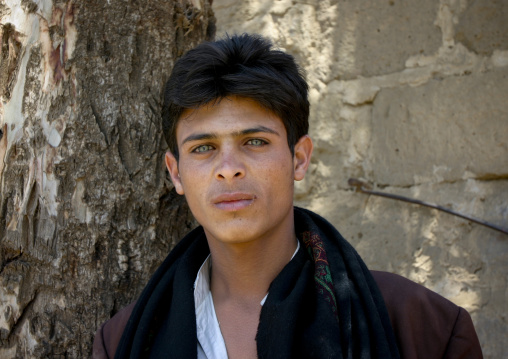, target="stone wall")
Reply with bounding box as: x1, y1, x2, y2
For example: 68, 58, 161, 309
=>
212, 0, 508, 357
